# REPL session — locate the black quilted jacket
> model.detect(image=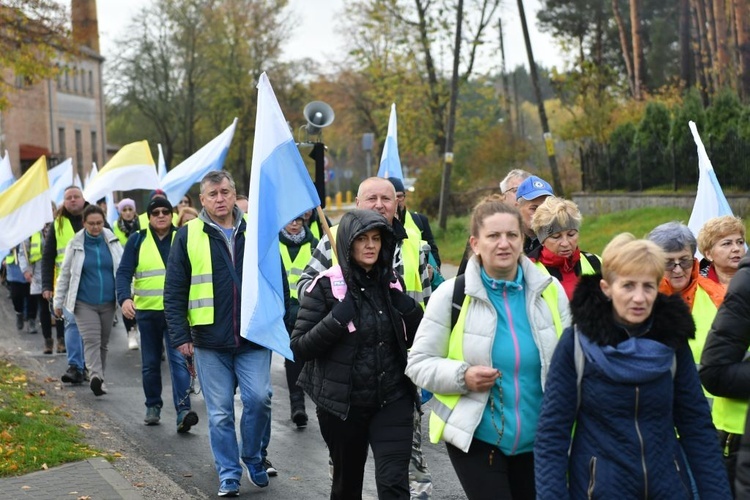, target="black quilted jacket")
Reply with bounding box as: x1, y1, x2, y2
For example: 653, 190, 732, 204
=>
290, 209, 423, 419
